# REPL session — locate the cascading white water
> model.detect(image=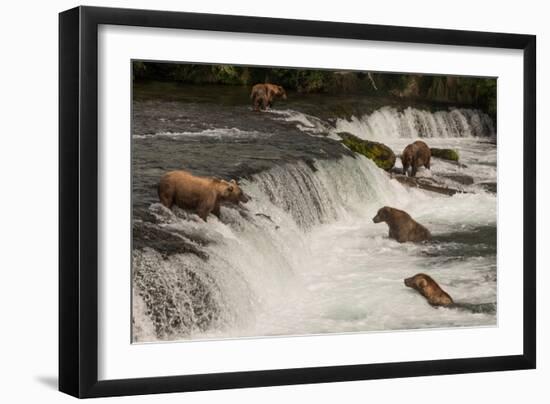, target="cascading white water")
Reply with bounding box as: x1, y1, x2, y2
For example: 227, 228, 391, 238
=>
133, 154, 496, 342
334, 107, 495, 140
